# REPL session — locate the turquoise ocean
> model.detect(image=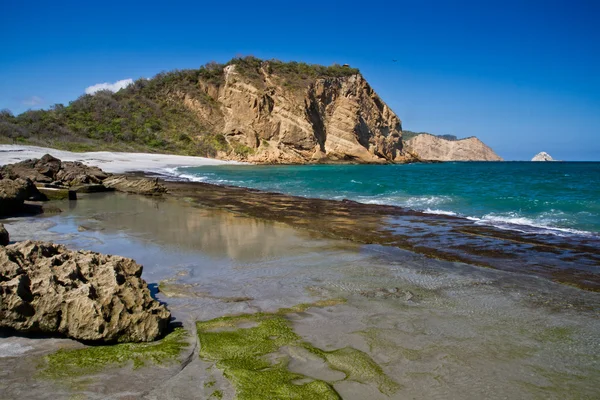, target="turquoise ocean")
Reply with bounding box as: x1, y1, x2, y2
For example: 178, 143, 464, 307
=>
169, 162, 600, 237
